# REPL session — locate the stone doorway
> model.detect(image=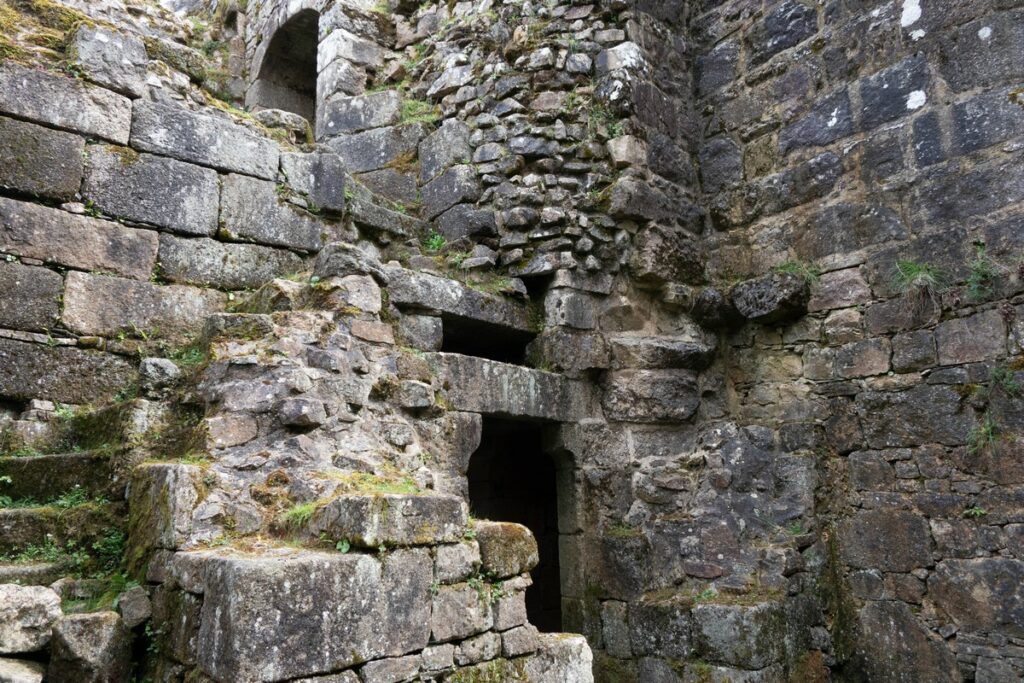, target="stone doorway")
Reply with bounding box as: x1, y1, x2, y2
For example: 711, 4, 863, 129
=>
247, 9, 319, 122
467, 417, 565, 632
